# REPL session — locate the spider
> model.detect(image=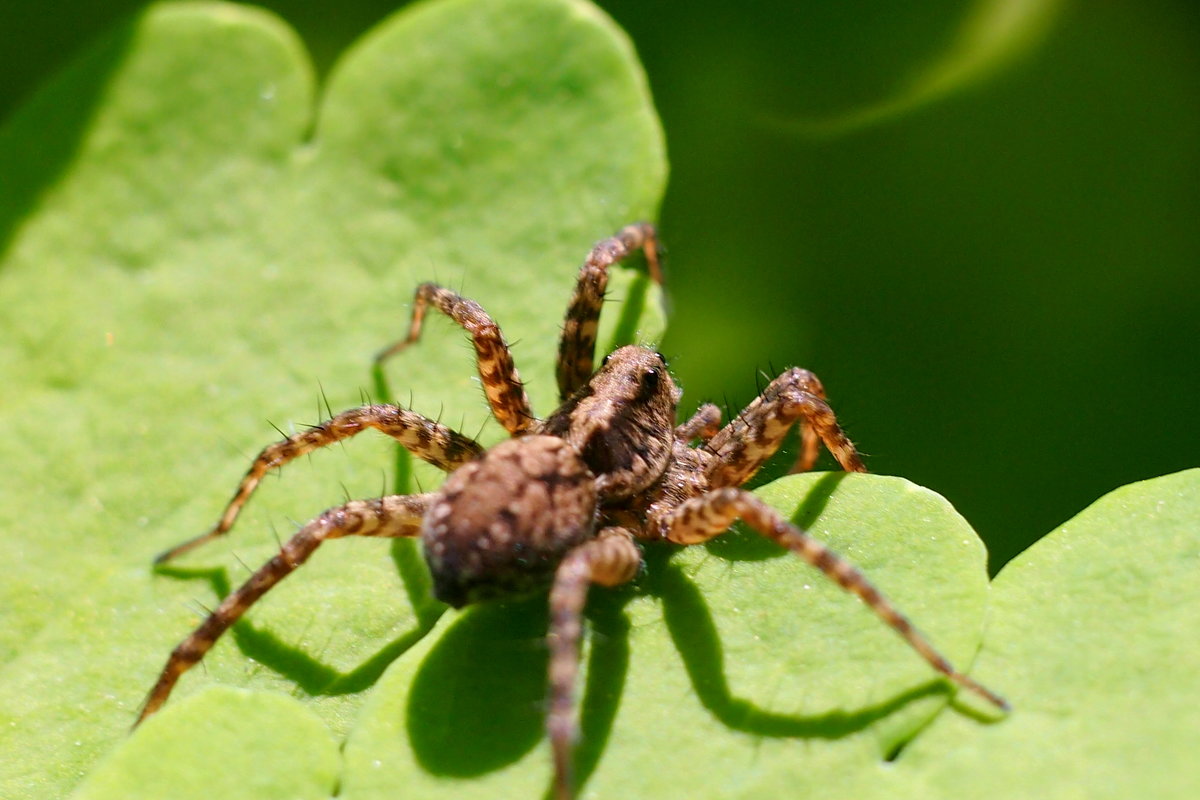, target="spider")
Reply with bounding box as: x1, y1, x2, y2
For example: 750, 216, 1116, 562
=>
138, 223, 1007, 799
